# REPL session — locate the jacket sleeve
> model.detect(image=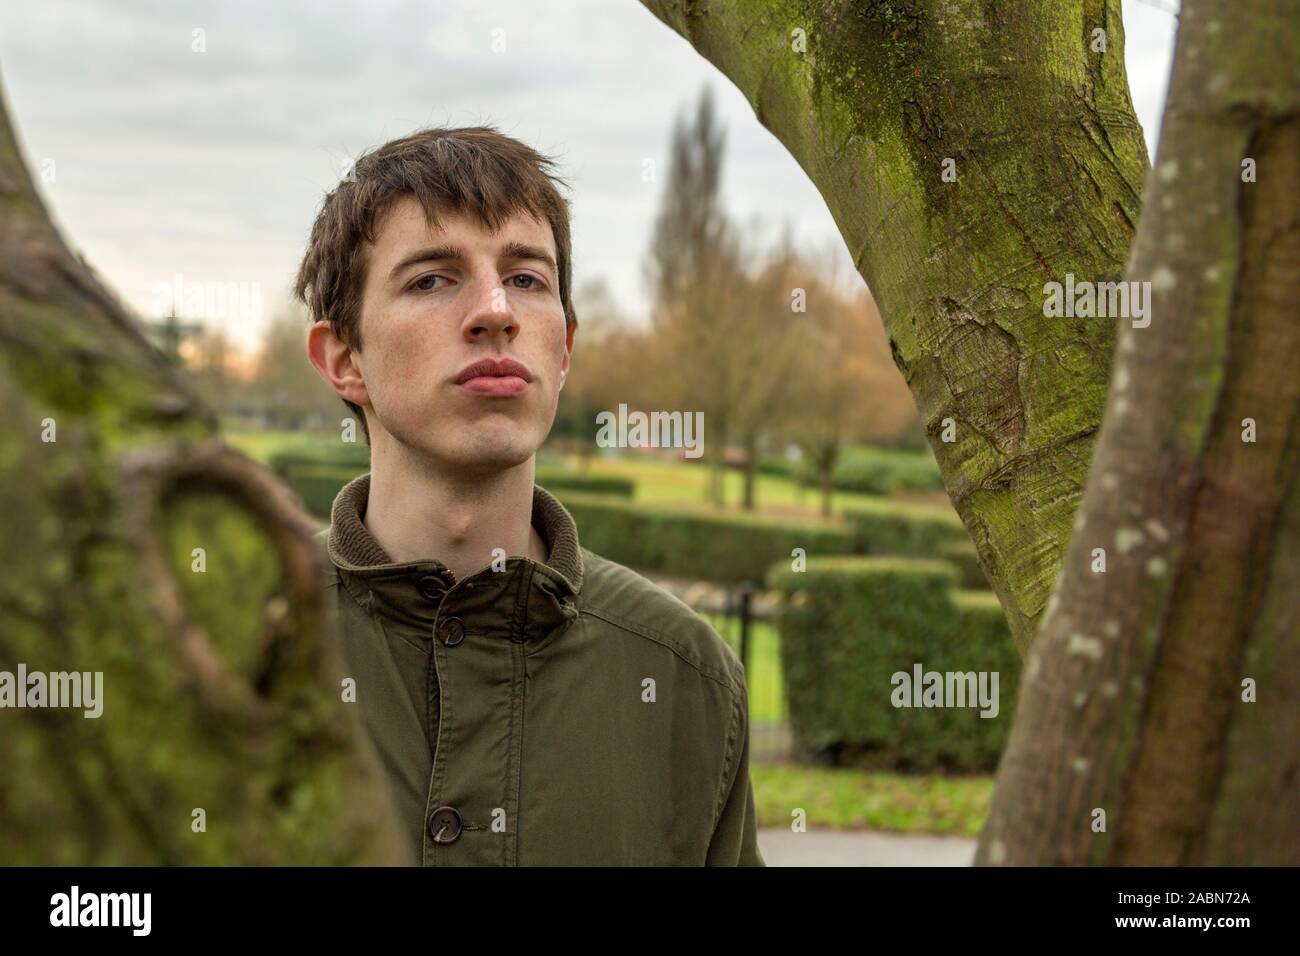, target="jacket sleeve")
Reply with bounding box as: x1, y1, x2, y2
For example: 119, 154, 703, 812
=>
706, 681, 766, 866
